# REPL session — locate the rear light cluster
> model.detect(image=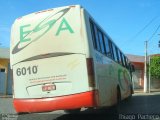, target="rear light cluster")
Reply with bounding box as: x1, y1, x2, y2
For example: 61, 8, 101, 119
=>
86, 58, 95, 87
